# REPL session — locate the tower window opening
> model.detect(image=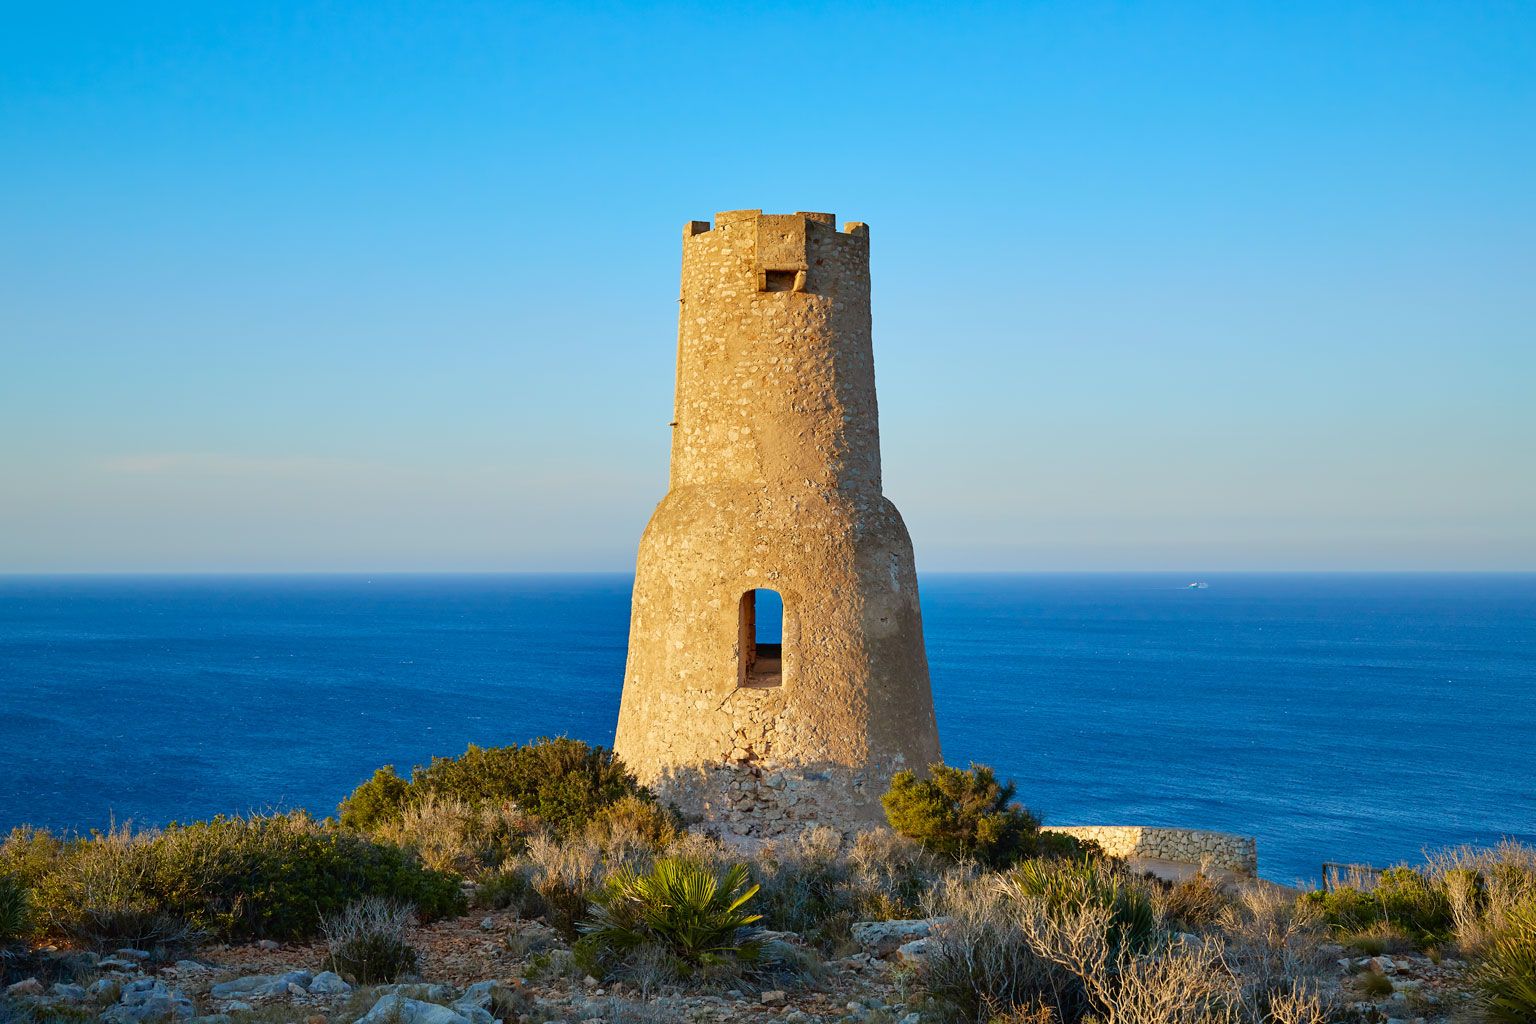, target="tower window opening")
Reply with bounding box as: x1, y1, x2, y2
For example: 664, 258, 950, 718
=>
739, 588, 784, 687
762, 269, 798, 292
